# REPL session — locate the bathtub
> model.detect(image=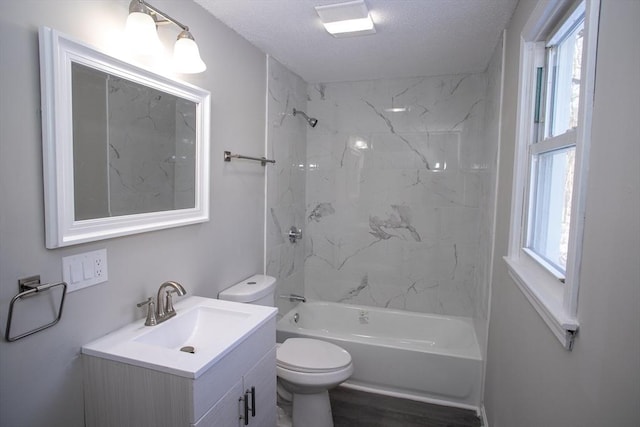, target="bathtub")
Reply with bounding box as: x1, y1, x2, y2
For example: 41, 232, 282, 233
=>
276, 301, 482, 409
